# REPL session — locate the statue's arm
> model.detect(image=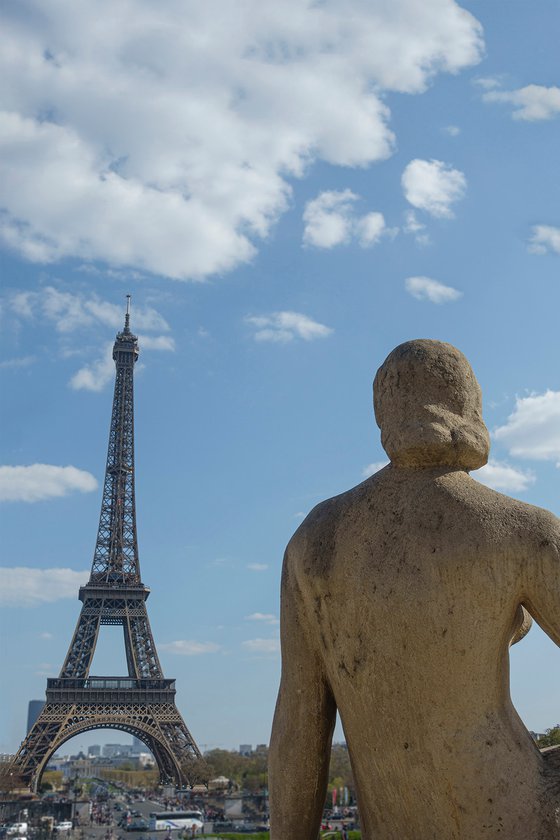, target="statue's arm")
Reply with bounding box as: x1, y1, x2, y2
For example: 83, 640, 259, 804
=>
521, 510, 560, 647
269, 543, 337, 840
